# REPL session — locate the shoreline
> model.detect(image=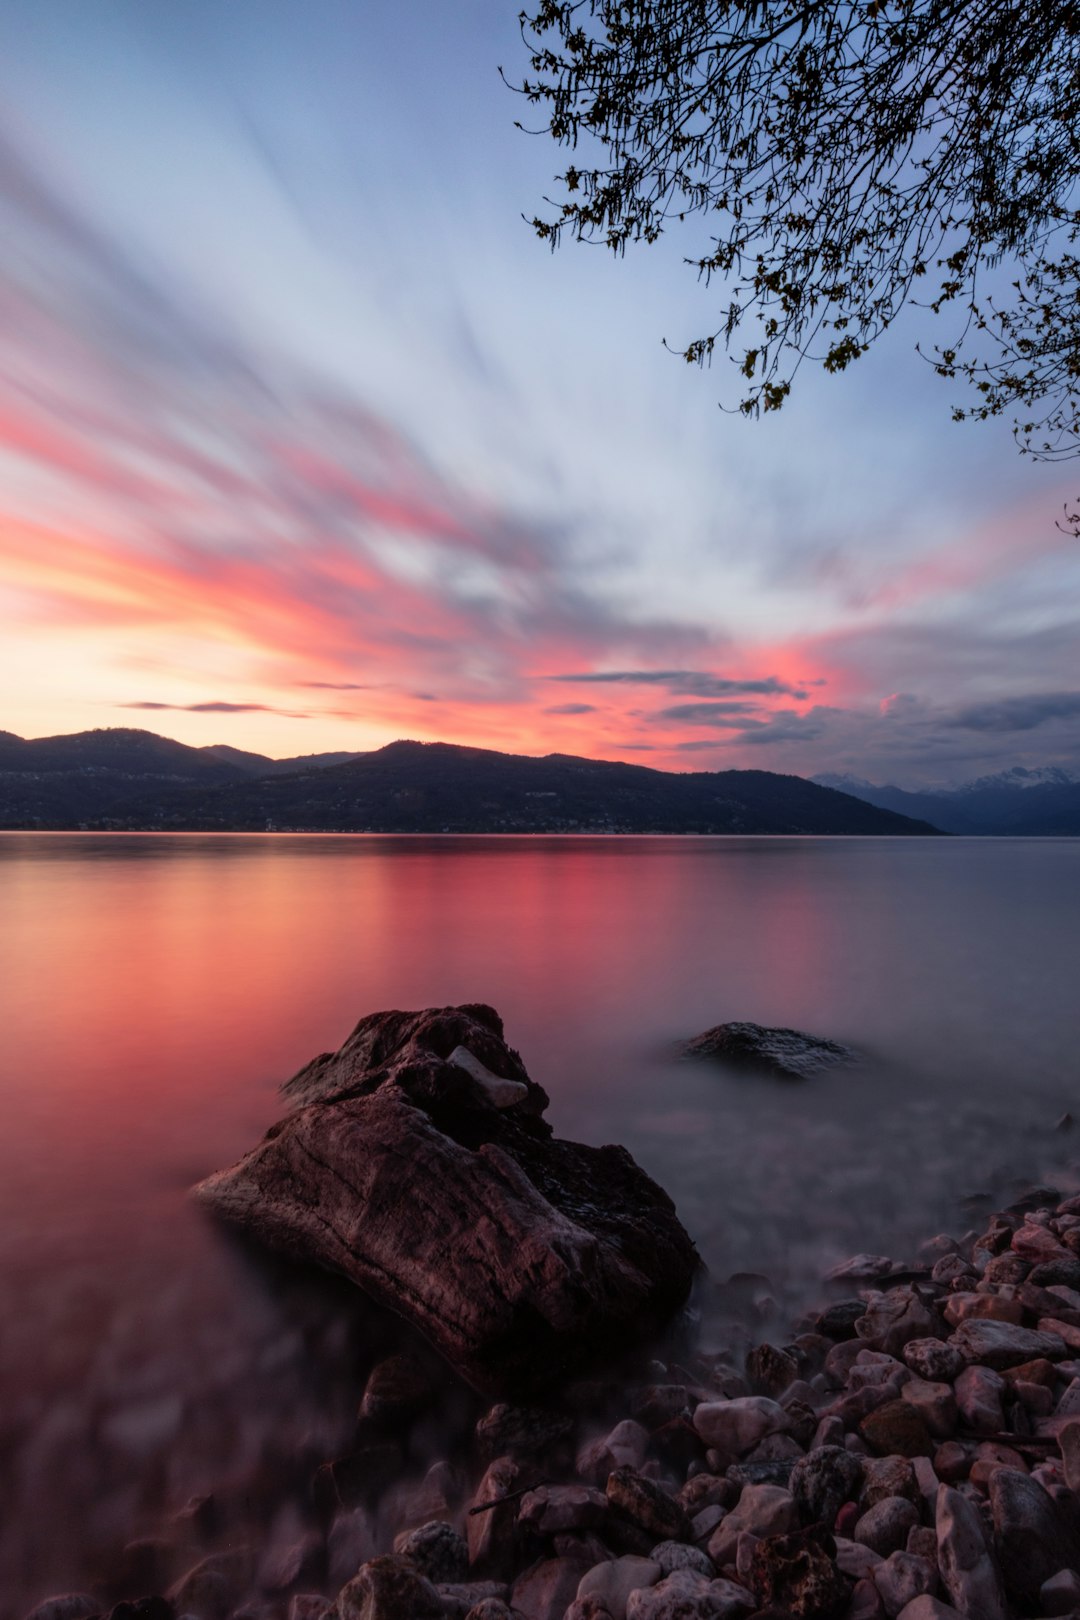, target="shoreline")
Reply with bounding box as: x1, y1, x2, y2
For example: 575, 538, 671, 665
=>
23, 1176, 1080, 1620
